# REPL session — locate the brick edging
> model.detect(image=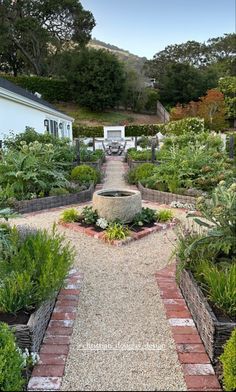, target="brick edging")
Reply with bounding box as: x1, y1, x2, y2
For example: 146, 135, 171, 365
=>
59, 219, 178, 246
156, 265, 222, 391
27, 269, 83, 391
